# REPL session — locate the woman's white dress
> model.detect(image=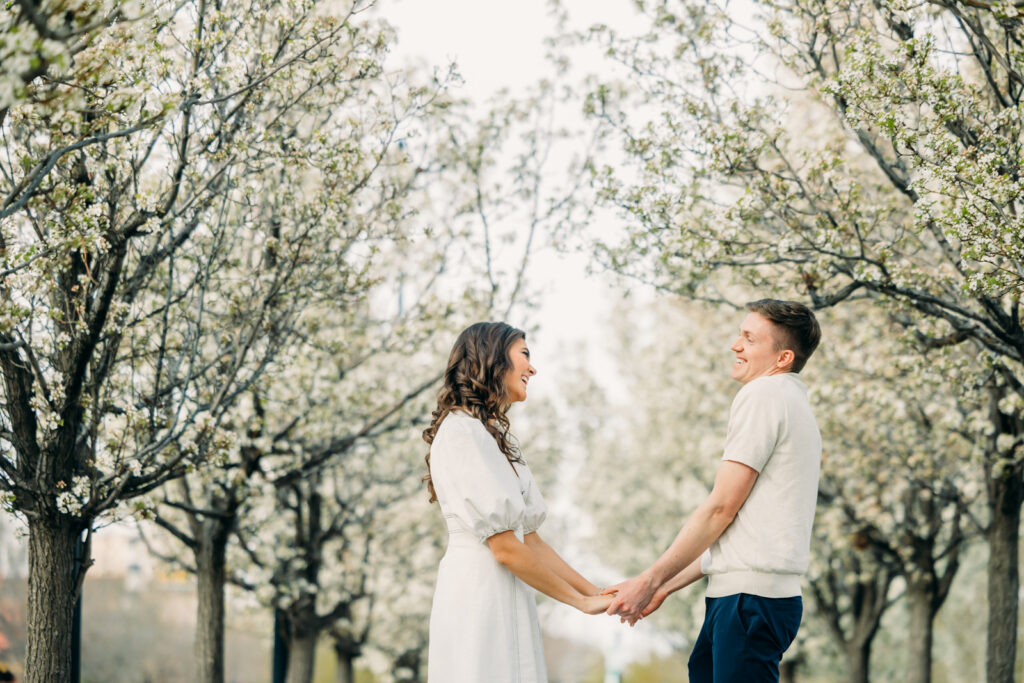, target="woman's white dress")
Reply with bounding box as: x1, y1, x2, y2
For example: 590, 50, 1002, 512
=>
427, 411, 549, 683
